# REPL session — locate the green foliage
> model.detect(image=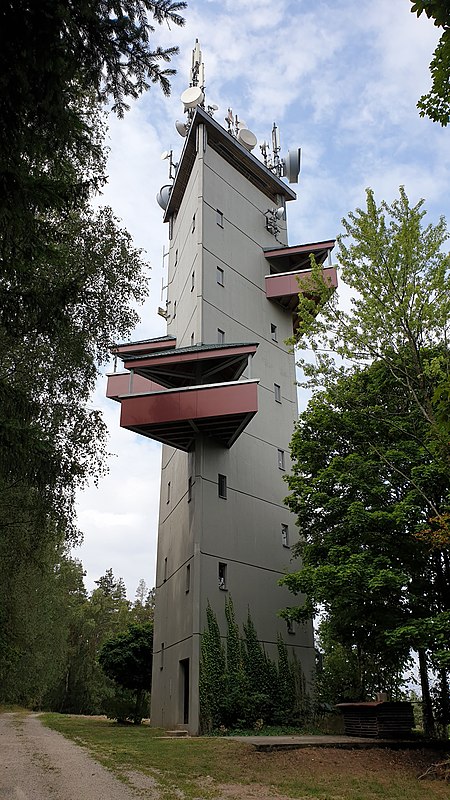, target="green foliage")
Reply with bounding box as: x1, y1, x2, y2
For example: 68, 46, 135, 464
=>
199, 599, 310, 733
410, 1, 450, 125
99, 622, 153, 724
0, 0, 184, 707
286, 187, 450, 732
